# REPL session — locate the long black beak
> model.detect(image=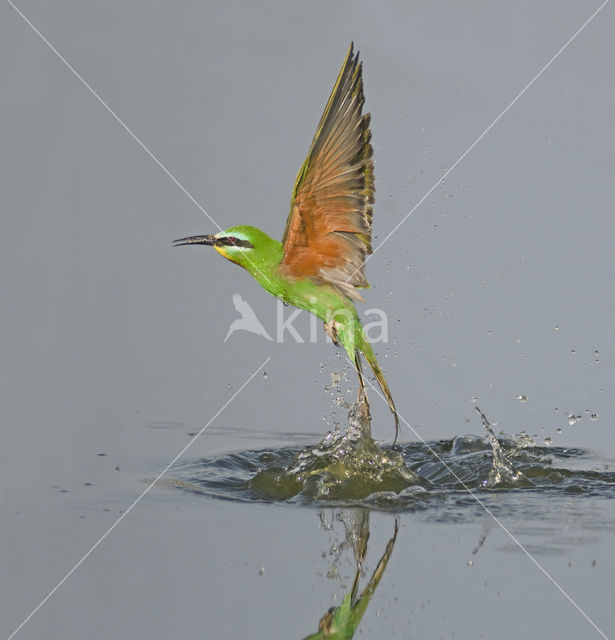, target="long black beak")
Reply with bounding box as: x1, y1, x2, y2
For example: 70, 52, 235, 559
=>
173, 234, 217, 247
